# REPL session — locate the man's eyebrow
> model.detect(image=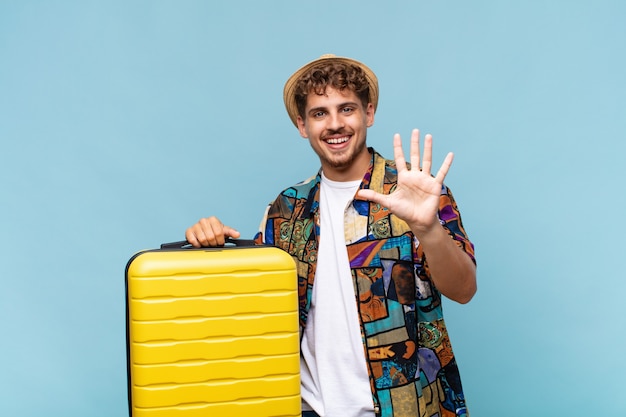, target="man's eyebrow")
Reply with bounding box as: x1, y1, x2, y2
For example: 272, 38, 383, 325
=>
308, 105, 328, 114
308, 101, 359, 113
